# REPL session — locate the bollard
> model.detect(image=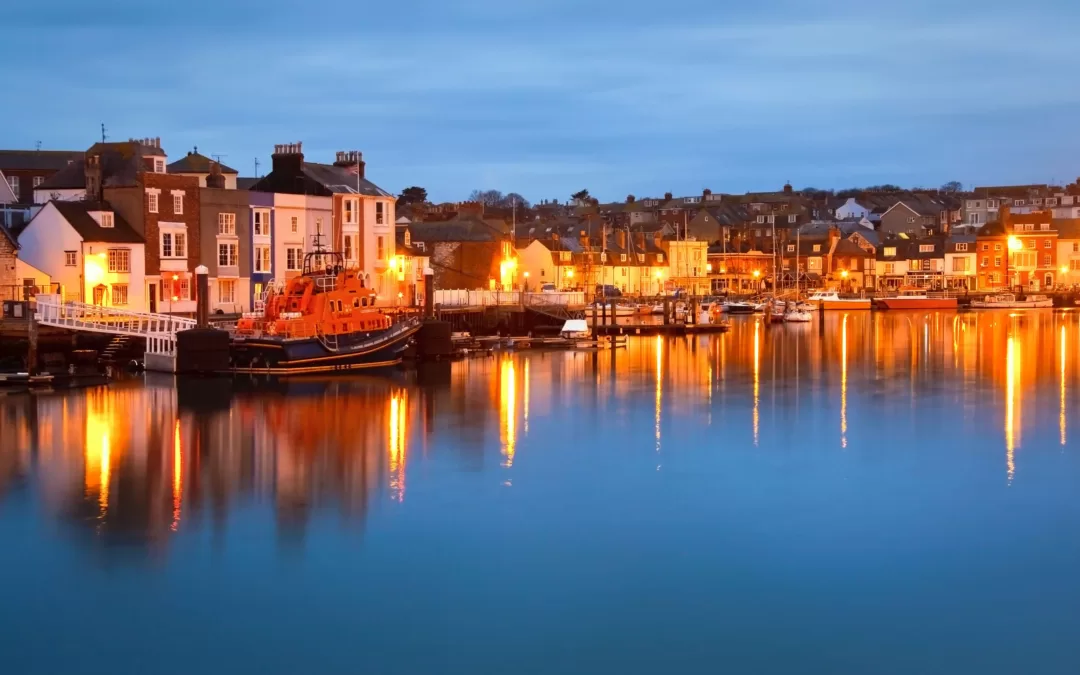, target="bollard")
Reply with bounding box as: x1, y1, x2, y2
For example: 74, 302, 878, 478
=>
196, 265, 209, 328
424, 268, 435, 320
